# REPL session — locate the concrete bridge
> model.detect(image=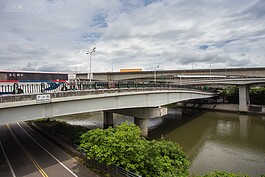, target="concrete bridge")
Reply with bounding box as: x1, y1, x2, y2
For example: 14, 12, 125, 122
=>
0, 88, 215, 136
